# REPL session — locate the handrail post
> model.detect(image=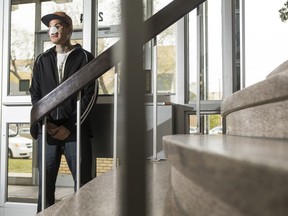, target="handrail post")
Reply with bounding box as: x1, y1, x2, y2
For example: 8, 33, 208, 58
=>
113, 65, 119, 168
152, 37, 158, 161
76, 92, 81, 191
41, 117, 47, 211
